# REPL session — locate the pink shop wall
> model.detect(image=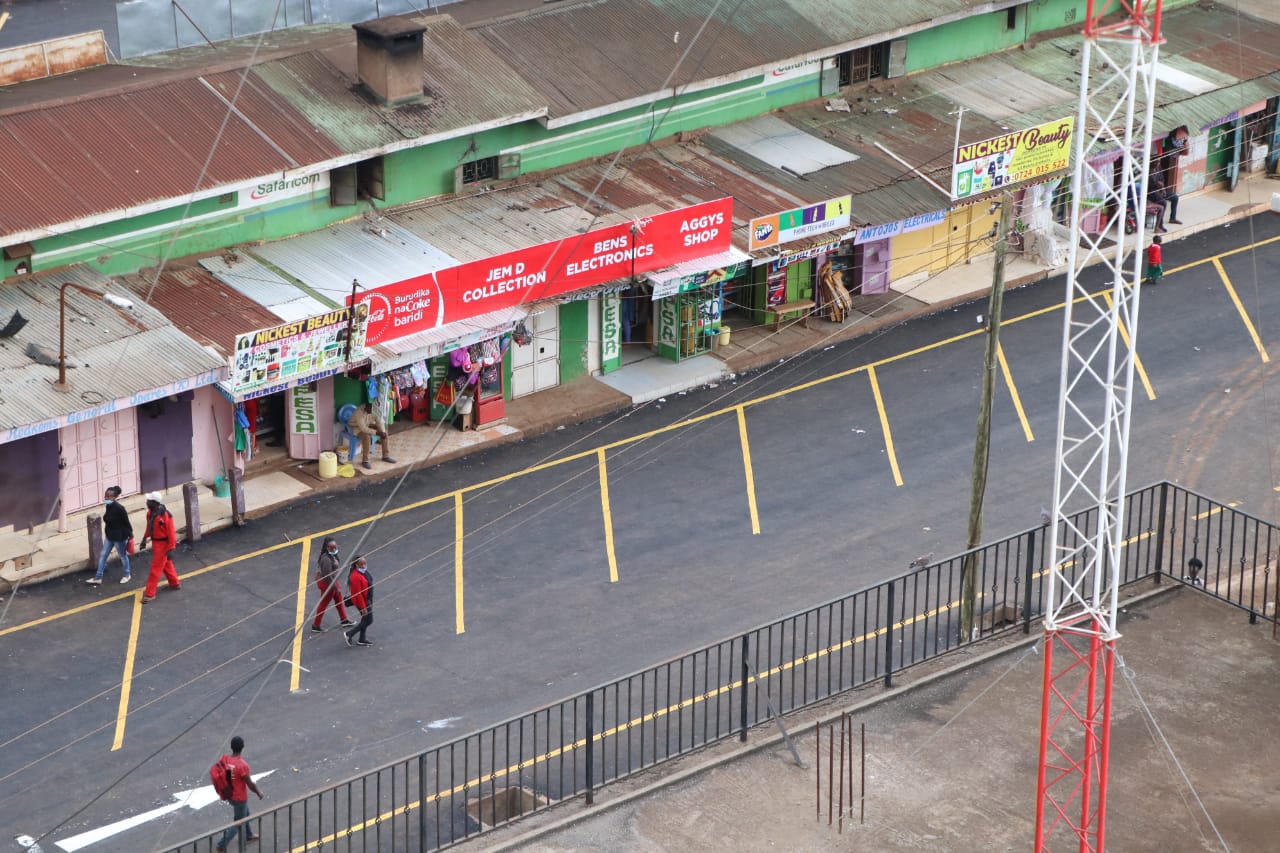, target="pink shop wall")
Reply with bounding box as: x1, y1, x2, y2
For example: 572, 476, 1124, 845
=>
191, 385, 236, 483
